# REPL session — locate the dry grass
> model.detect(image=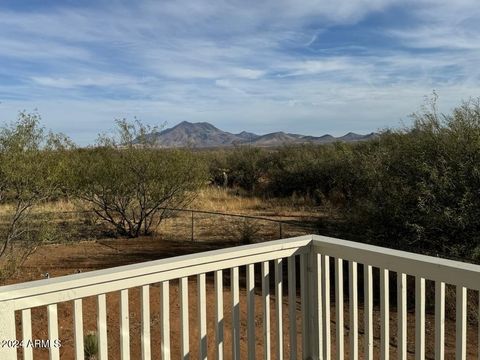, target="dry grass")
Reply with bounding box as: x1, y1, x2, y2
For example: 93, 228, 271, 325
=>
192, 186, 324, 219
0, 186, 323, 220
153, 187, 324, 243
0, 187, 323, 250
0, 199, 78, 216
